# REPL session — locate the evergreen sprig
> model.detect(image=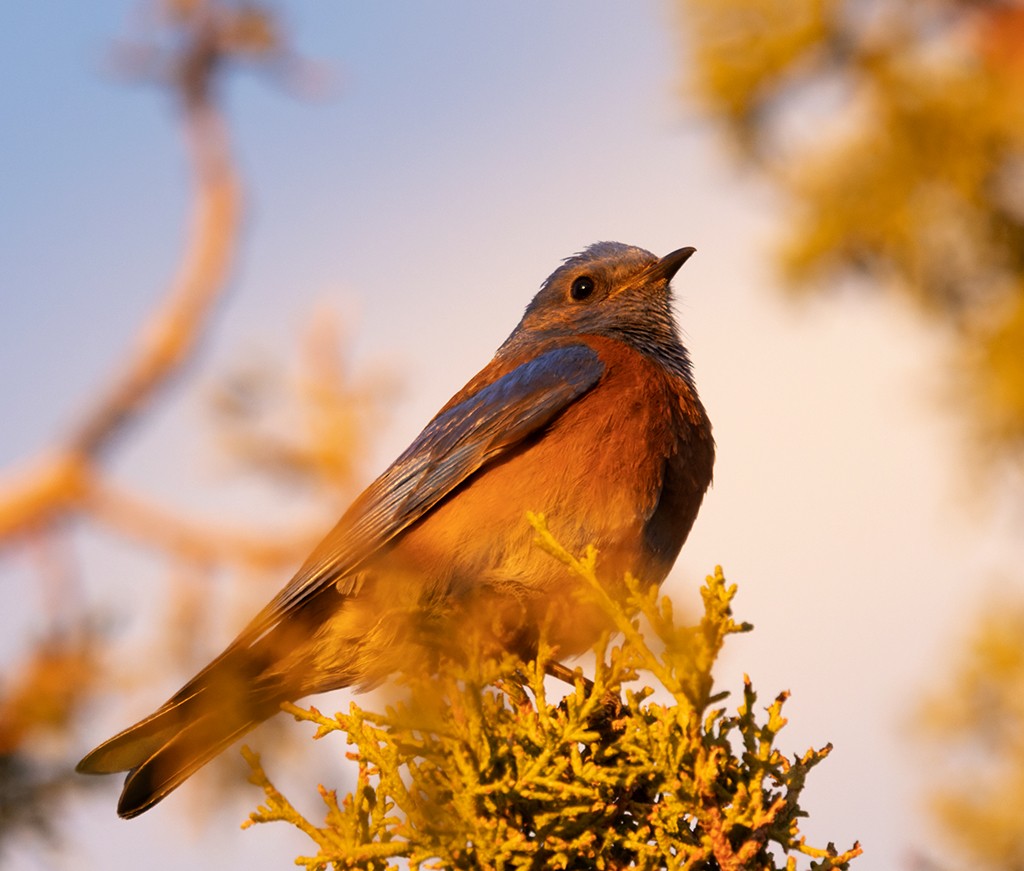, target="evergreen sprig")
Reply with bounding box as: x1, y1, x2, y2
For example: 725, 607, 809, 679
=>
242, 516, 860, 870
